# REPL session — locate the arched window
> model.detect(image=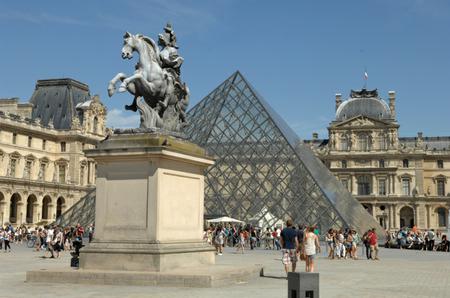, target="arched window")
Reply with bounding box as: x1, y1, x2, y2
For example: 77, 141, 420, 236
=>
42, 196, 51, 220
56, 197, 65, 218
9, 193, 21, 223
26, 195, 37, 224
